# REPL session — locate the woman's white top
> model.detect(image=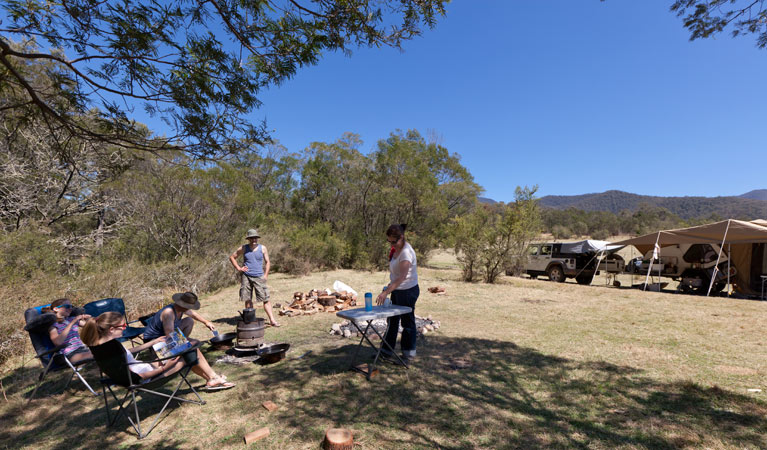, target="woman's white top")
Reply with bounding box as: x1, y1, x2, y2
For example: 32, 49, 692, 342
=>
389, 242, 418, 290
124, 348, 154, 375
